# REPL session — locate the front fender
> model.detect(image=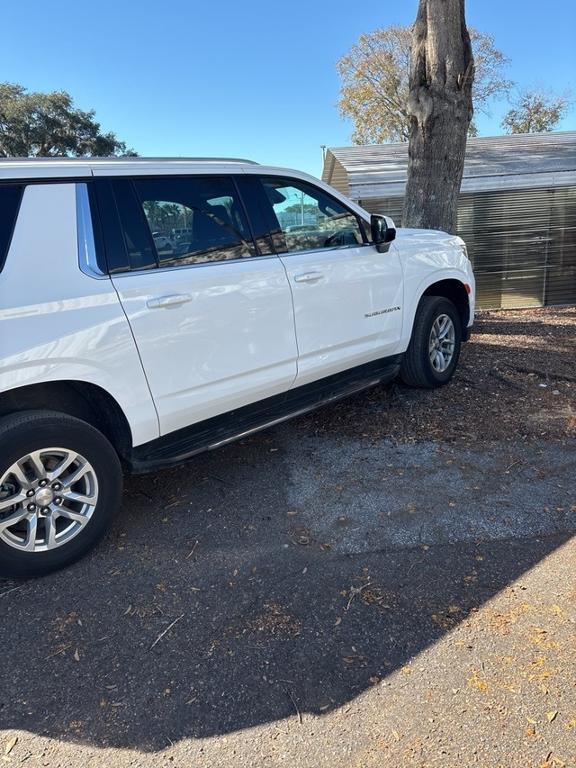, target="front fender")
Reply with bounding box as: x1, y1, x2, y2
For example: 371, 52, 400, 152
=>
400, 267, 475, 350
